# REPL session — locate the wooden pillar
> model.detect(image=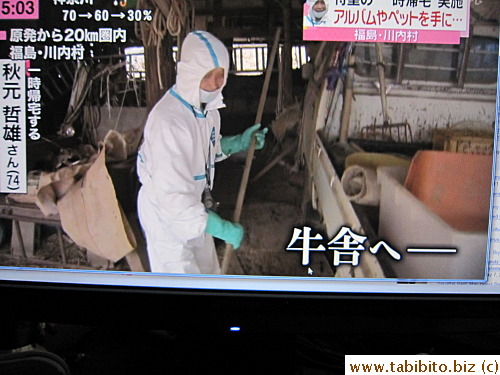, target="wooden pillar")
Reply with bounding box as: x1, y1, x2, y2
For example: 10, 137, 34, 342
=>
144, 46, 164, 111
281, 0, 294, 108
141, 3, 176, 111
457, 25, 474, 88
339, 54, 355, 143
